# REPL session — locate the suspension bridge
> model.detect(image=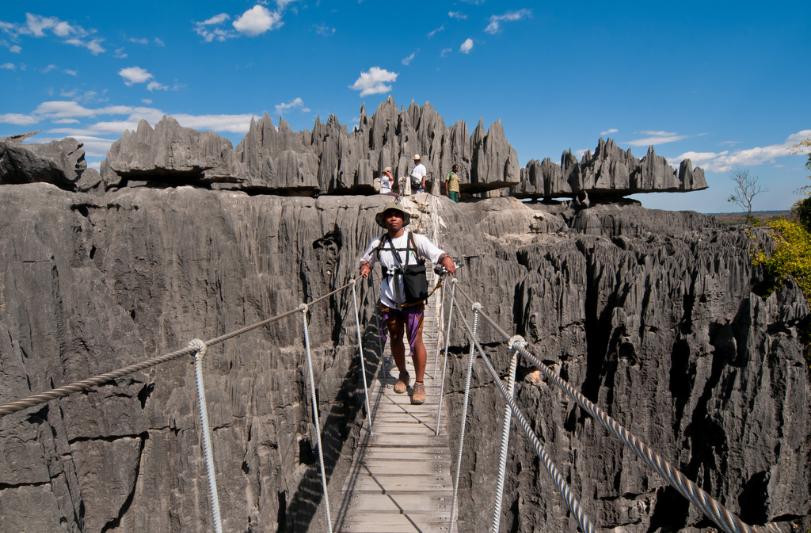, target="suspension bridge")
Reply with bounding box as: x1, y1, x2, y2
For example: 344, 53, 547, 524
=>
0, 198, 776, 533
